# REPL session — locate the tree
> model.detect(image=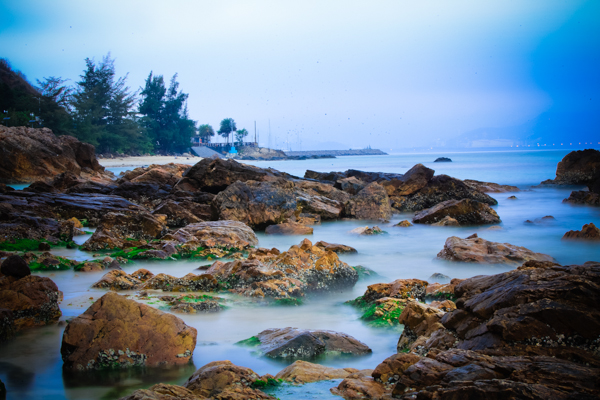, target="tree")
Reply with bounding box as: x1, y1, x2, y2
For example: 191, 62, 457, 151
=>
235, 128, 248, 146
139, 72, 196, 153
198, 124, 215, 143
217, 118, 236, 144
70, 54, 149, 153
